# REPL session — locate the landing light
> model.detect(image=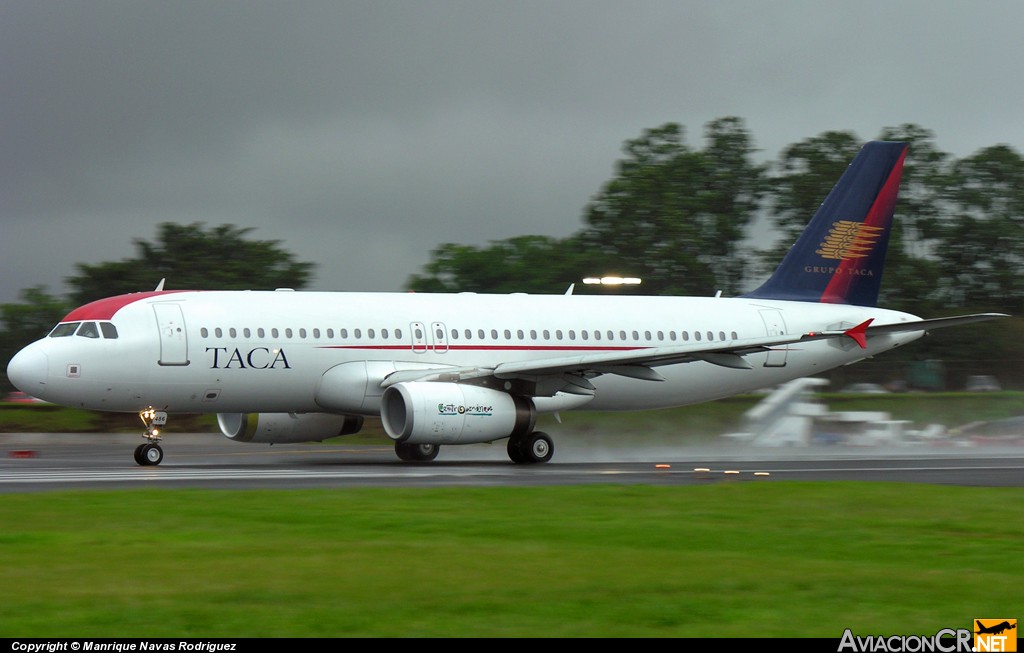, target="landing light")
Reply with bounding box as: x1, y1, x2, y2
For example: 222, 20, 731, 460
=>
582, 277, 642, 286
